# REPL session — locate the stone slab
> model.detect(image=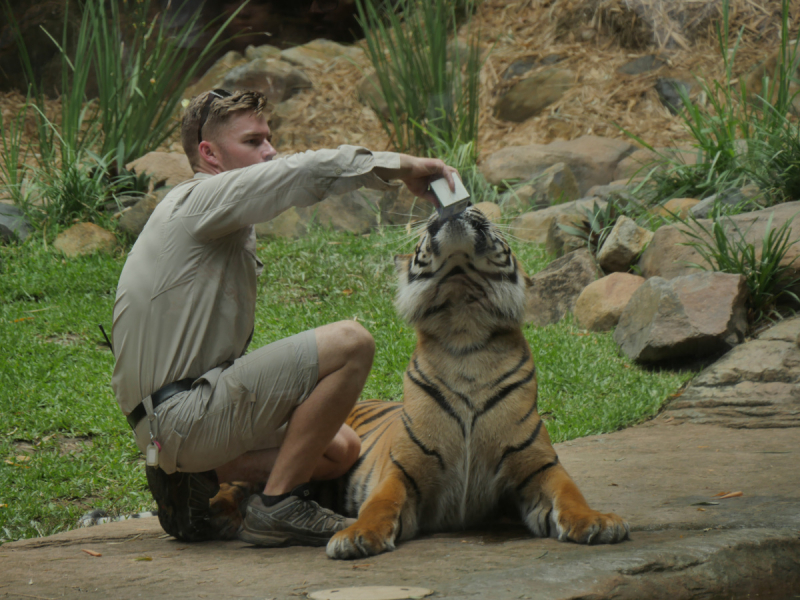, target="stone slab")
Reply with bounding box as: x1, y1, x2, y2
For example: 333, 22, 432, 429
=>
2, 423, 799, 599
